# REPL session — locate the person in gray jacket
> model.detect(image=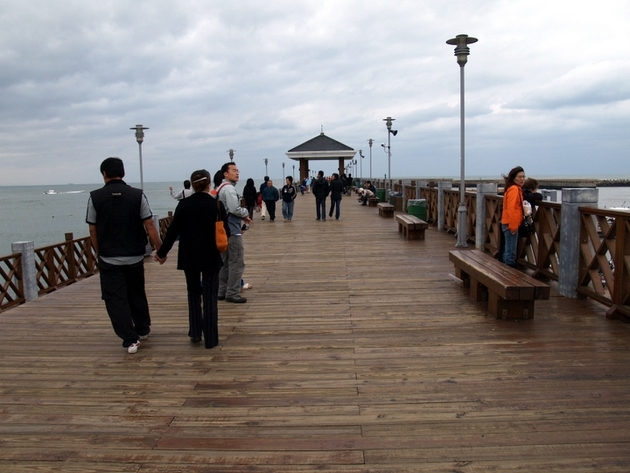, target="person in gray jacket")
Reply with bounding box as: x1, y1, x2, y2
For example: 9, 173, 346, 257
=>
217, 162, 252, 303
